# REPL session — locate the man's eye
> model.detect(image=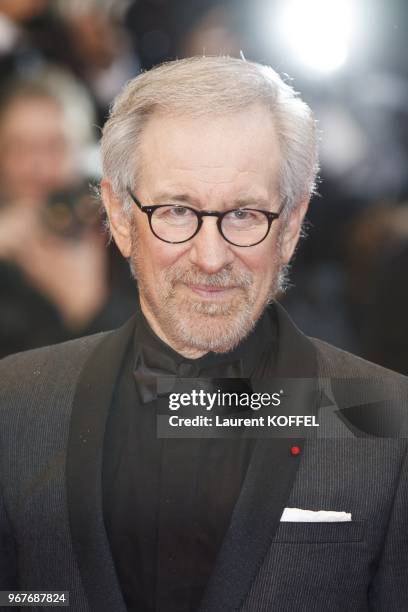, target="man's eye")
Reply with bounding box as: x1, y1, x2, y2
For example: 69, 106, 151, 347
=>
228, 209, 257, 221
224, 209, 265, 228
170, 206, 190, 216
232, 209, 250, 220
155, 206, 192, 218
